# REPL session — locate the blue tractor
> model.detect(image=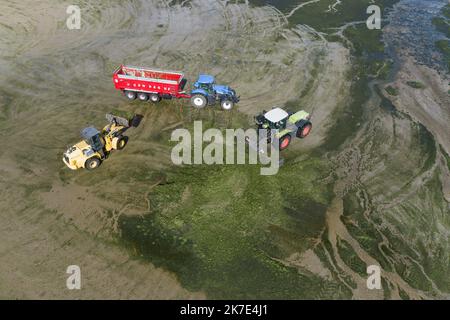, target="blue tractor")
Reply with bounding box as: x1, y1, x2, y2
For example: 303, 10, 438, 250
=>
190, 75, 240, 110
